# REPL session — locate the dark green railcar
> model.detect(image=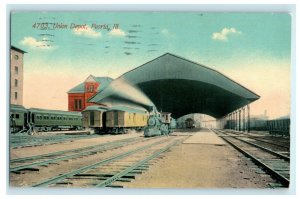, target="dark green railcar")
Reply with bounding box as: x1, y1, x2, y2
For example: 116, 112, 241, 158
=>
10, 104, 28, 133
28, 108, 83, 132
266, 118, 290, 136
